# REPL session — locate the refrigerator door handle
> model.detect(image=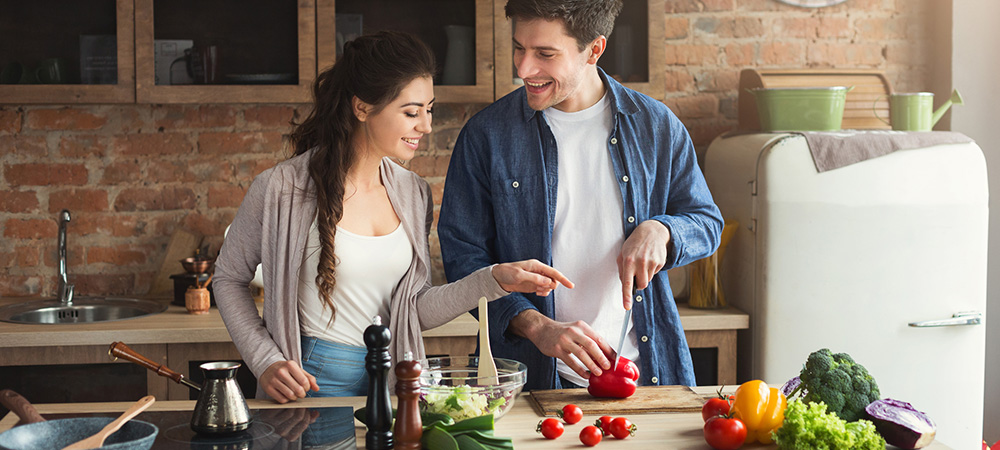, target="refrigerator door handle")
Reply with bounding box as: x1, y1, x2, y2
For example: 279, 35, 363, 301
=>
908, 311, 983, 327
